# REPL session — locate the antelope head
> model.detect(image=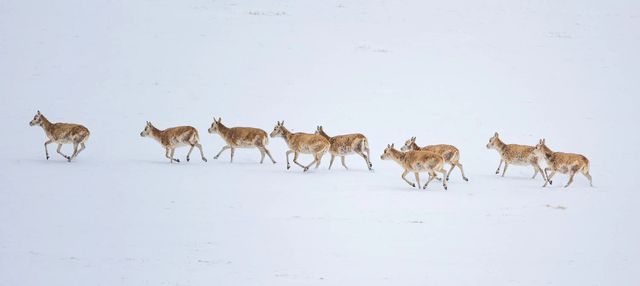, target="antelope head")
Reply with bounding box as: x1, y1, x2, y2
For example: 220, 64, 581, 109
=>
380, 144, 397, 160
486, 132, 500, 149
270, 121, 286, 138
29, 110, 44, 127
208, 117, 222, 134
533, 138, 548, 158
140, 121, 154, 137
400, 137, 417, 151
